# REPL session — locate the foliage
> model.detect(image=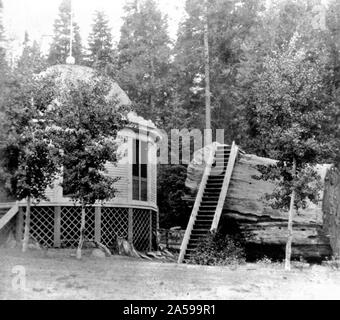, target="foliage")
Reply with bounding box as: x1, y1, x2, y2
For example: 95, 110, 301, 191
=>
173, 0, 265, 138
188, 232, 246, 266
243, 42, 336, 211
0, 71, 59, 202
17, 34, 48, 77
0, 0, 8, 110
87, 10, 114, 72
43, 73, 129, 206
116, 0, 172, 126
157, 164, 191, 228
48, 0, 83, 65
